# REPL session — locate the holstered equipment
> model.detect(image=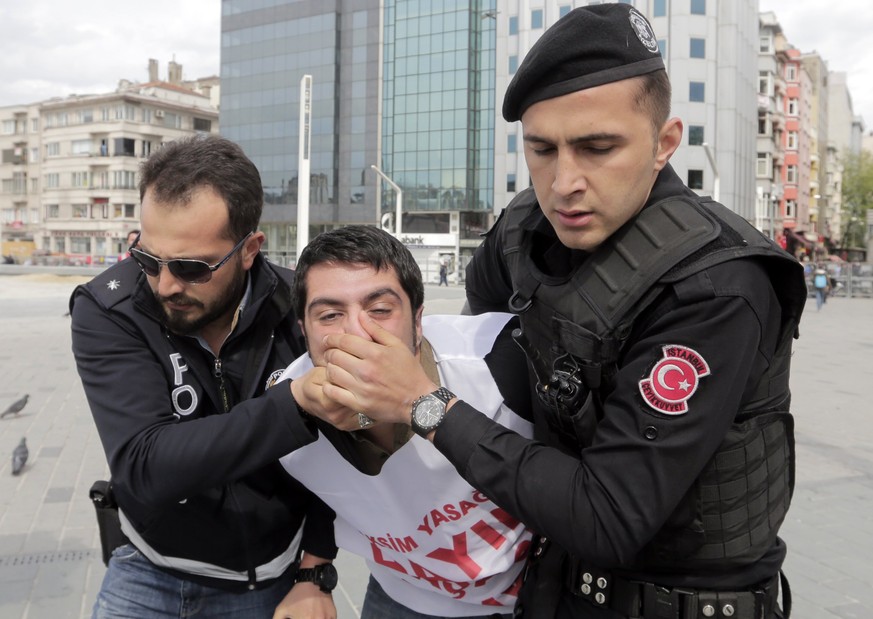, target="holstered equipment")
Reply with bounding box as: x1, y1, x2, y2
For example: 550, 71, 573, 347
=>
89, 479, 130, 566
